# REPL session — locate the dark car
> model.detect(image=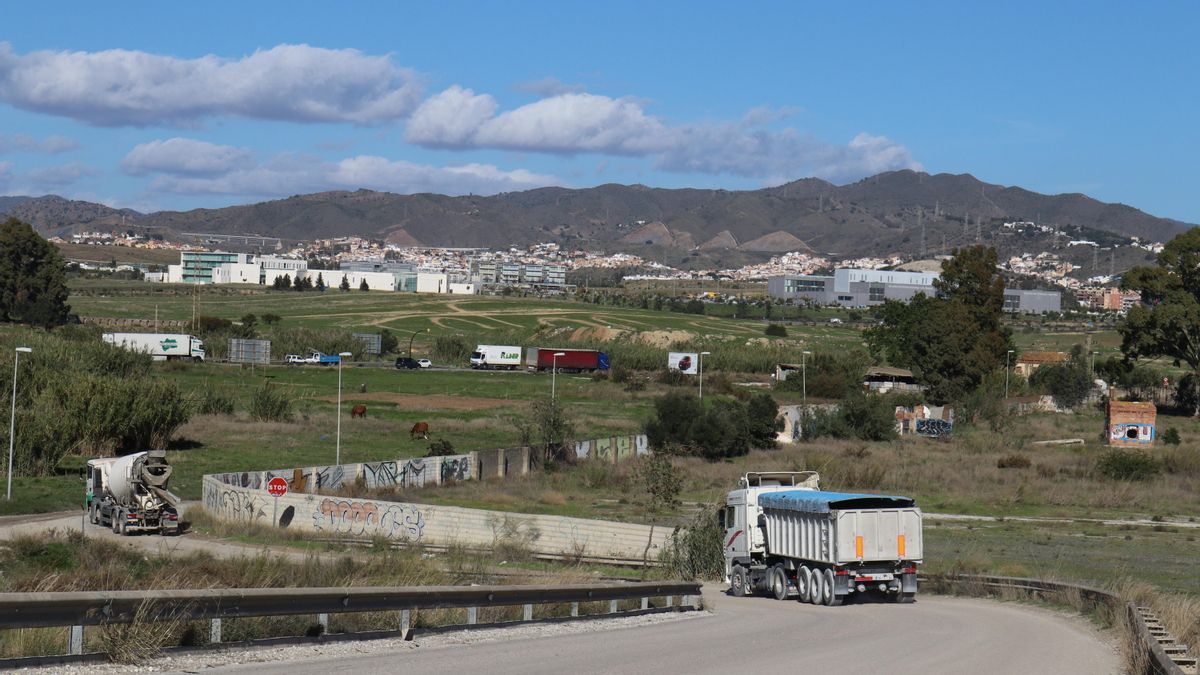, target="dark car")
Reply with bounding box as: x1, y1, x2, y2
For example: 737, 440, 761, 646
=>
395, 357, 420, 369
